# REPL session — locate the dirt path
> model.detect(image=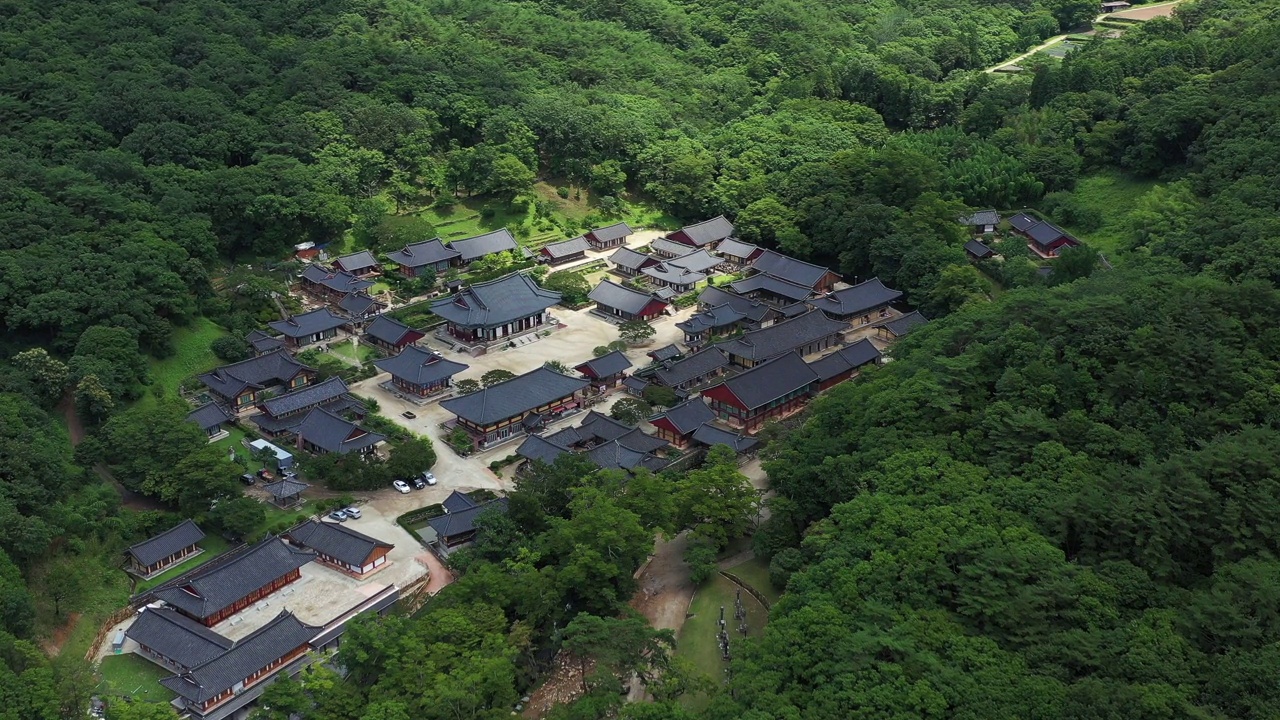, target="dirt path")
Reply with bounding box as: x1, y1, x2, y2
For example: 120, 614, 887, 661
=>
985, 34, 1068, 73
984, 1, 1185, 73
57, 393, 168, 511
39, 612, 81, 657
